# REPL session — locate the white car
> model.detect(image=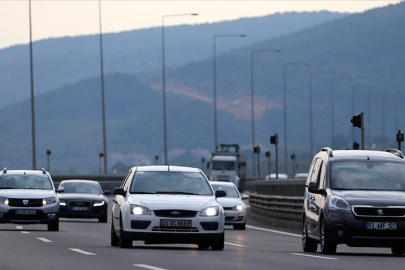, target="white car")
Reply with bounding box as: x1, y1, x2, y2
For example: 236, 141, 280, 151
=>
111, 166, 226, 250
210, 182, 249, 230
265, 173, 288, 180
0, 168, 63, 231
294, 173, 308, 179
